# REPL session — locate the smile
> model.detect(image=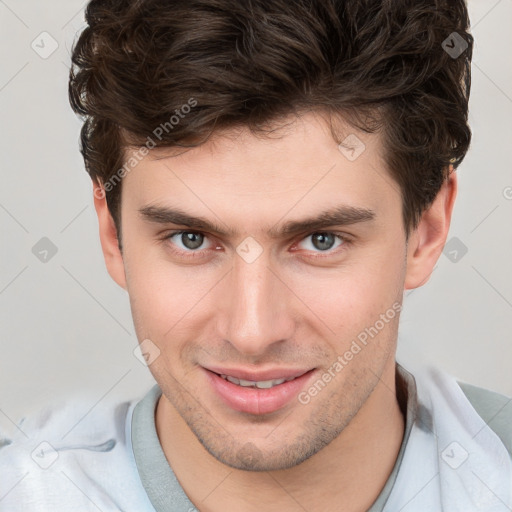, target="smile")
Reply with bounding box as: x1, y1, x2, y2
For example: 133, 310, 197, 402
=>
219, 374, 297, 389
204, 368, 315, 415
